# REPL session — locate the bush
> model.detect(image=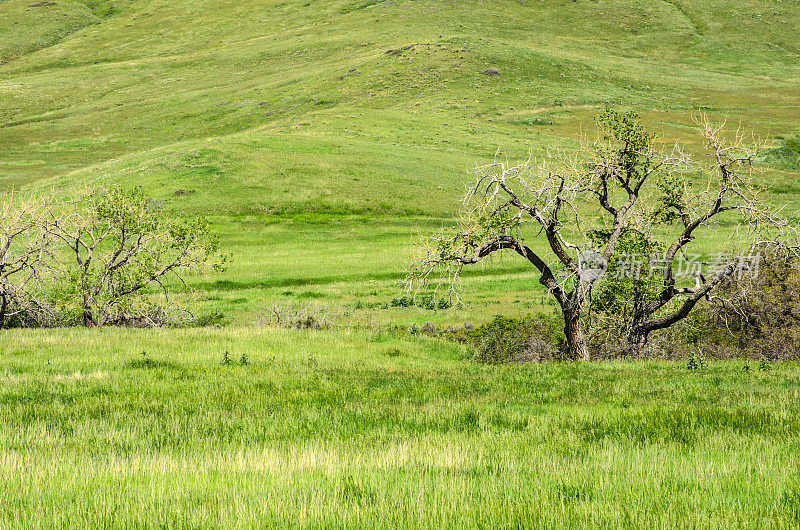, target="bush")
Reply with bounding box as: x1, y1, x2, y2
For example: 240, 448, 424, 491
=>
420, 321, 437, 335
467, 314, 562, 364
586, 248, 800, 360
100, 305, 171, 328
189, 310, 228, 328
415, 295, 452, 311
389, 296, 414, 308
764, 135, 800, 170
707, 248, 800, 360
0, 294, 64, 329
0, 186, 226, 329
386, 295, 453, 311
259, 303, 335, 330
